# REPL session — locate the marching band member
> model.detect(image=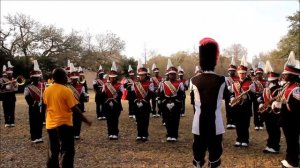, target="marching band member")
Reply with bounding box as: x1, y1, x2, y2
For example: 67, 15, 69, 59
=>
191, 38, 227, 168
225, 57, 239, 129
1, 61, 18, 127
24, 60, 45, 143
131, 60, 154, 141
67, 63, 87, 140
177, 66, 189, 117
93, 65, 107, 120
231, 56, 256, 147
102, 61, 123, 140
258, 60, 281, 154
158, 59, 184, 142
272, 51, 300, 168
253, 63, 267, 130
78, 66, 88, 112
150, 63, 162, 117
123, 65, 137, 118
